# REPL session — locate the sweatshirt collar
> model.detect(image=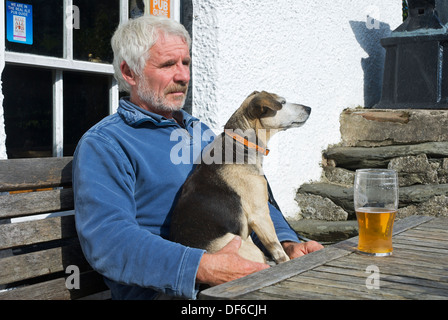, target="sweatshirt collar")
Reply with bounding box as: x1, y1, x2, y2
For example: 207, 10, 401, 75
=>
118, 97, 199, 128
